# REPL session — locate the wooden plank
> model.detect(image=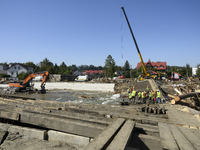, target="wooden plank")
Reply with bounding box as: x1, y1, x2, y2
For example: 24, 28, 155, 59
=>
169, 124, 196, 150
0, 111, 20, 121
158, 123, 179, 150
107, 120, 135, 150
83, 118, 125, 150
178, 126, 200, 150
174, 92, 197, 102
